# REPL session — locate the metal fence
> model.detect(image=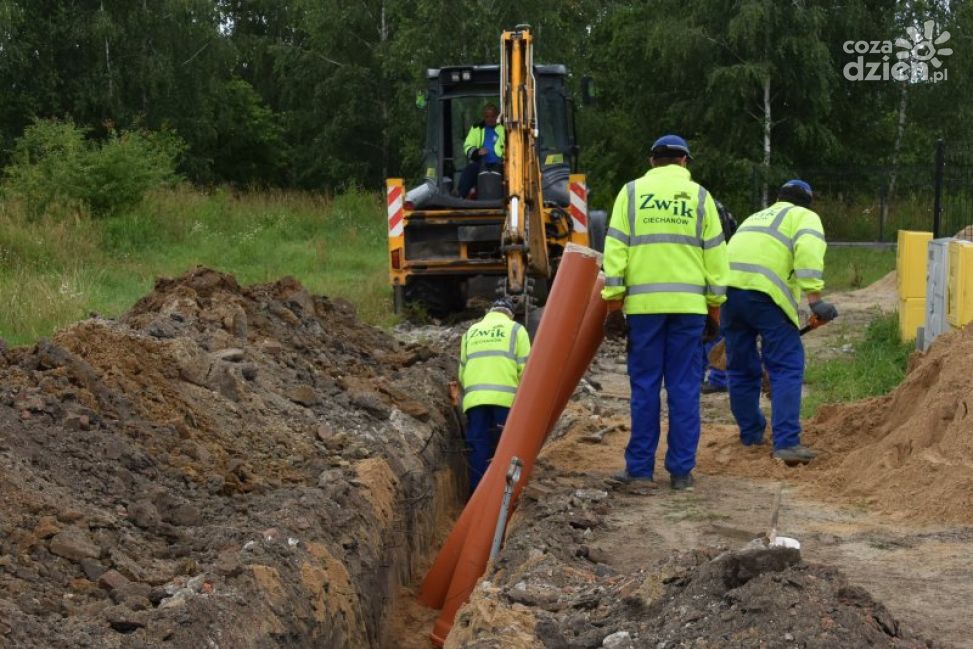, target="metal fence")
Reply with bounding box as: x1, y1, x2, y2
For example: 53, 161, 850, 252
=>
935, 139, 973, 239
748, 160, 935, 242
